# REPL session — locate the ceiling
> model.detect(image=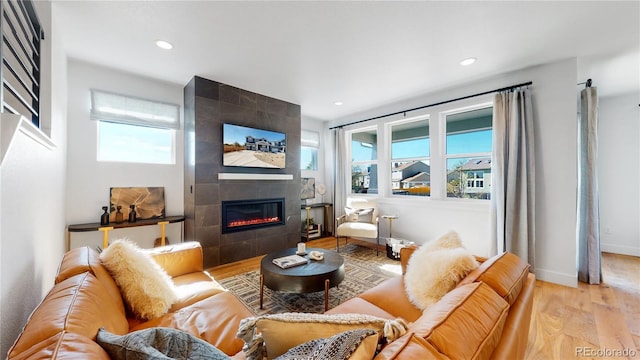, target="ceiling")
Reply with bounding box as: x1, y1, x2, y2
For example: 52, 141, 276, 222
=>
52, 1, 639, 122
